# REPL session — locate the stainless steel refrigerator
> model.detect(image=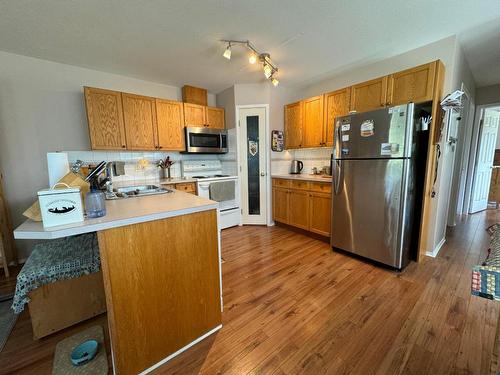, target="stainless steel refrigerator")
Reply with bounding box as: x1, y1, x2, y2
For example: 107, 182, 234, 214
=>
331, 103, 417, 269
